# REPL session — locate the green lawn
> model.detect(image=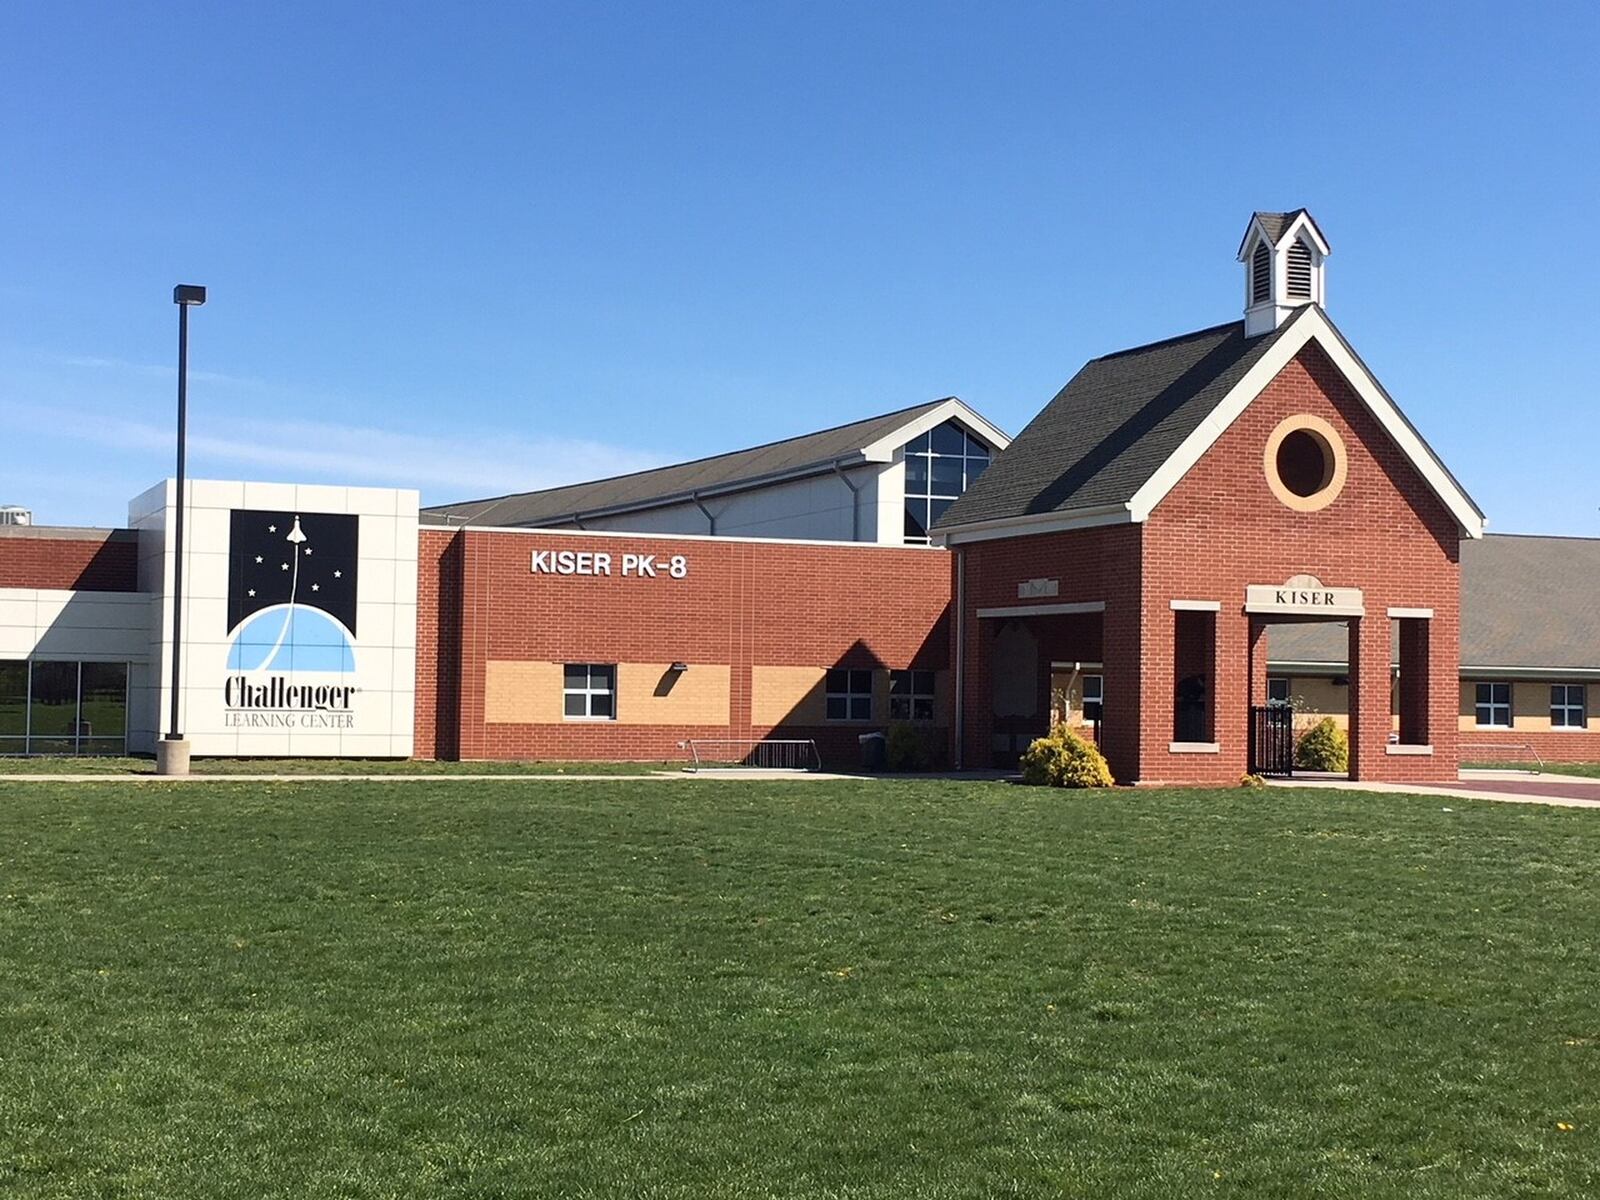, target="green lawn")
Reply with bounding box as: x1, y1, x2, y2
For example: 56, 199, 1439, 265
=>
1, 780, 1595, 1198
1467, 761, 1600, 779
0, 755, 676, 776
